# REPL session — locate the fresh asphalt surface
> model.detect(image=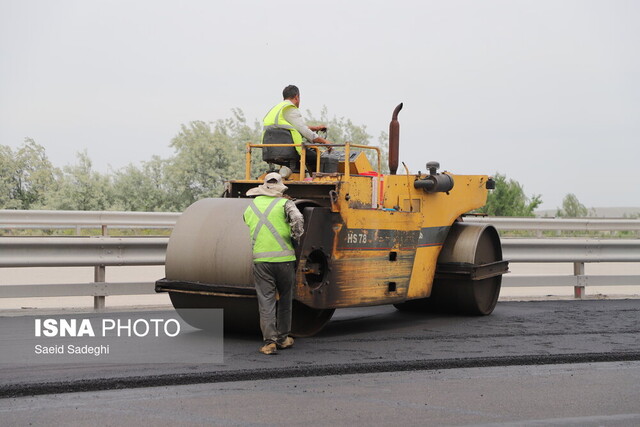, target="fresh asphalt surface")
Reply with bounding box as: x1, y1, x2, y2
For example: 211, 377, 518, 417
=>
1, 299, 639, 398
2, 299, 640, 426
